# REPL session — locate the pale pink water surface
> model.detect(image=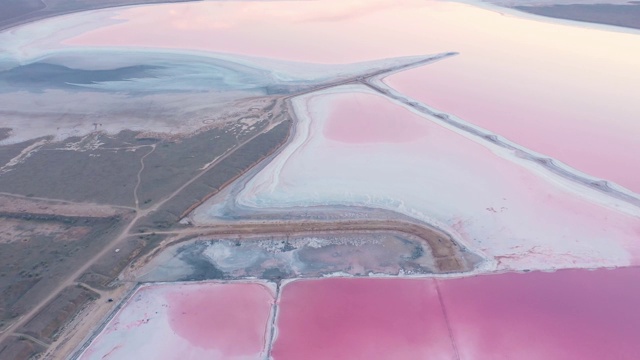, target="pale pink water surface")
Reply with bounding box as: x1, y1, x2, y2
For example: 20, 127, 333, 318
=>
437, 267, 640, 360
384, 59, 640, 192
166, 283, 273, 356
271, 278, 455, 360
323, 95, 429, 143
80, 282, 274, 360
